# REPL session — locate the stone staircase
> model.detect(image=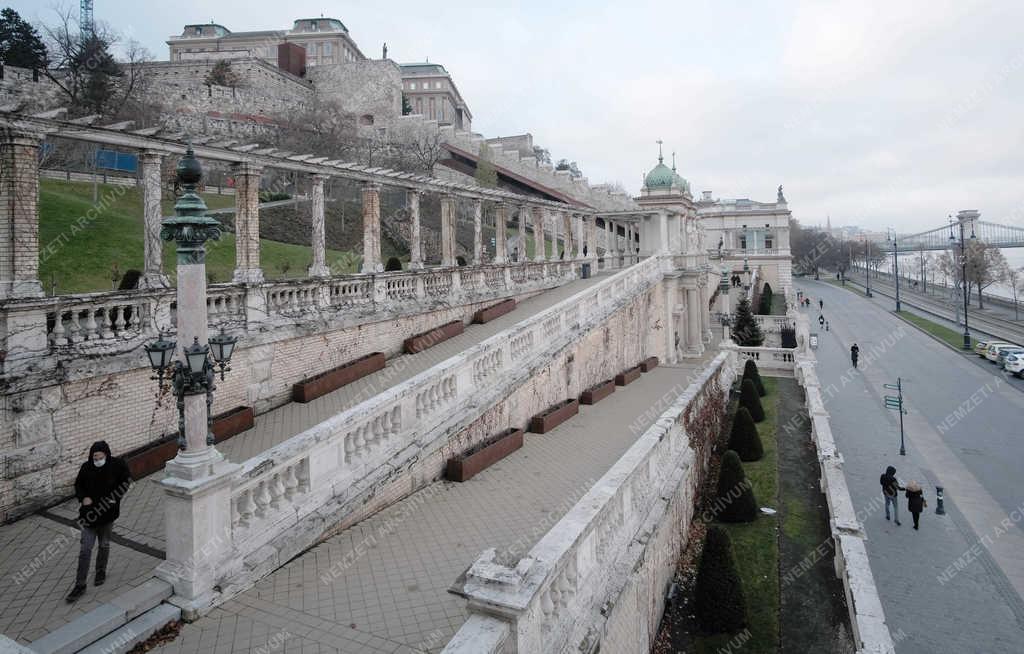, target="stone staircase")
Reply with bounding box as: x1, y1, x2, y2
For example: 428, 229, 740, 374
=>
7, 579, 180, 654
